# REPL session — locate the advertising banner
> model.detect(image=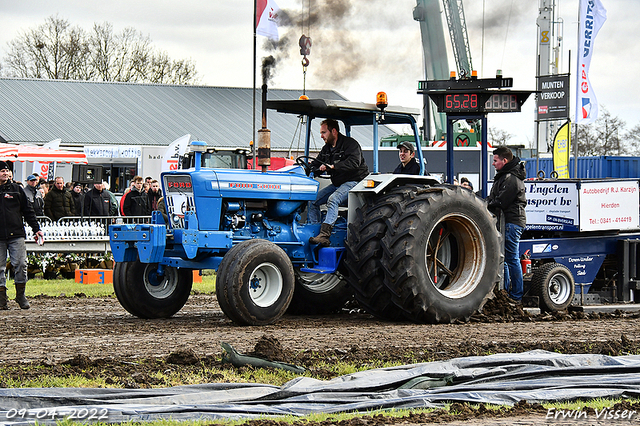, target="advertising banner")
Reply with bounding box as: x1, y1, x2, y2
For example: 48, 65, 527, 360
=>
525, 181, 579, 231
579, 180, 639, 231
537, 74, 570, 121
552, 121, 571, 179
